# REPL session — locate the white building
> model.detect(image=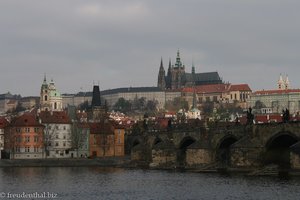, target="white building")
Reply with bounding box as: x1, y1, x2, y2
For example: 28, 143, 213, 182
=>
39, 111, 73, 158
249, 75, 300, 114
